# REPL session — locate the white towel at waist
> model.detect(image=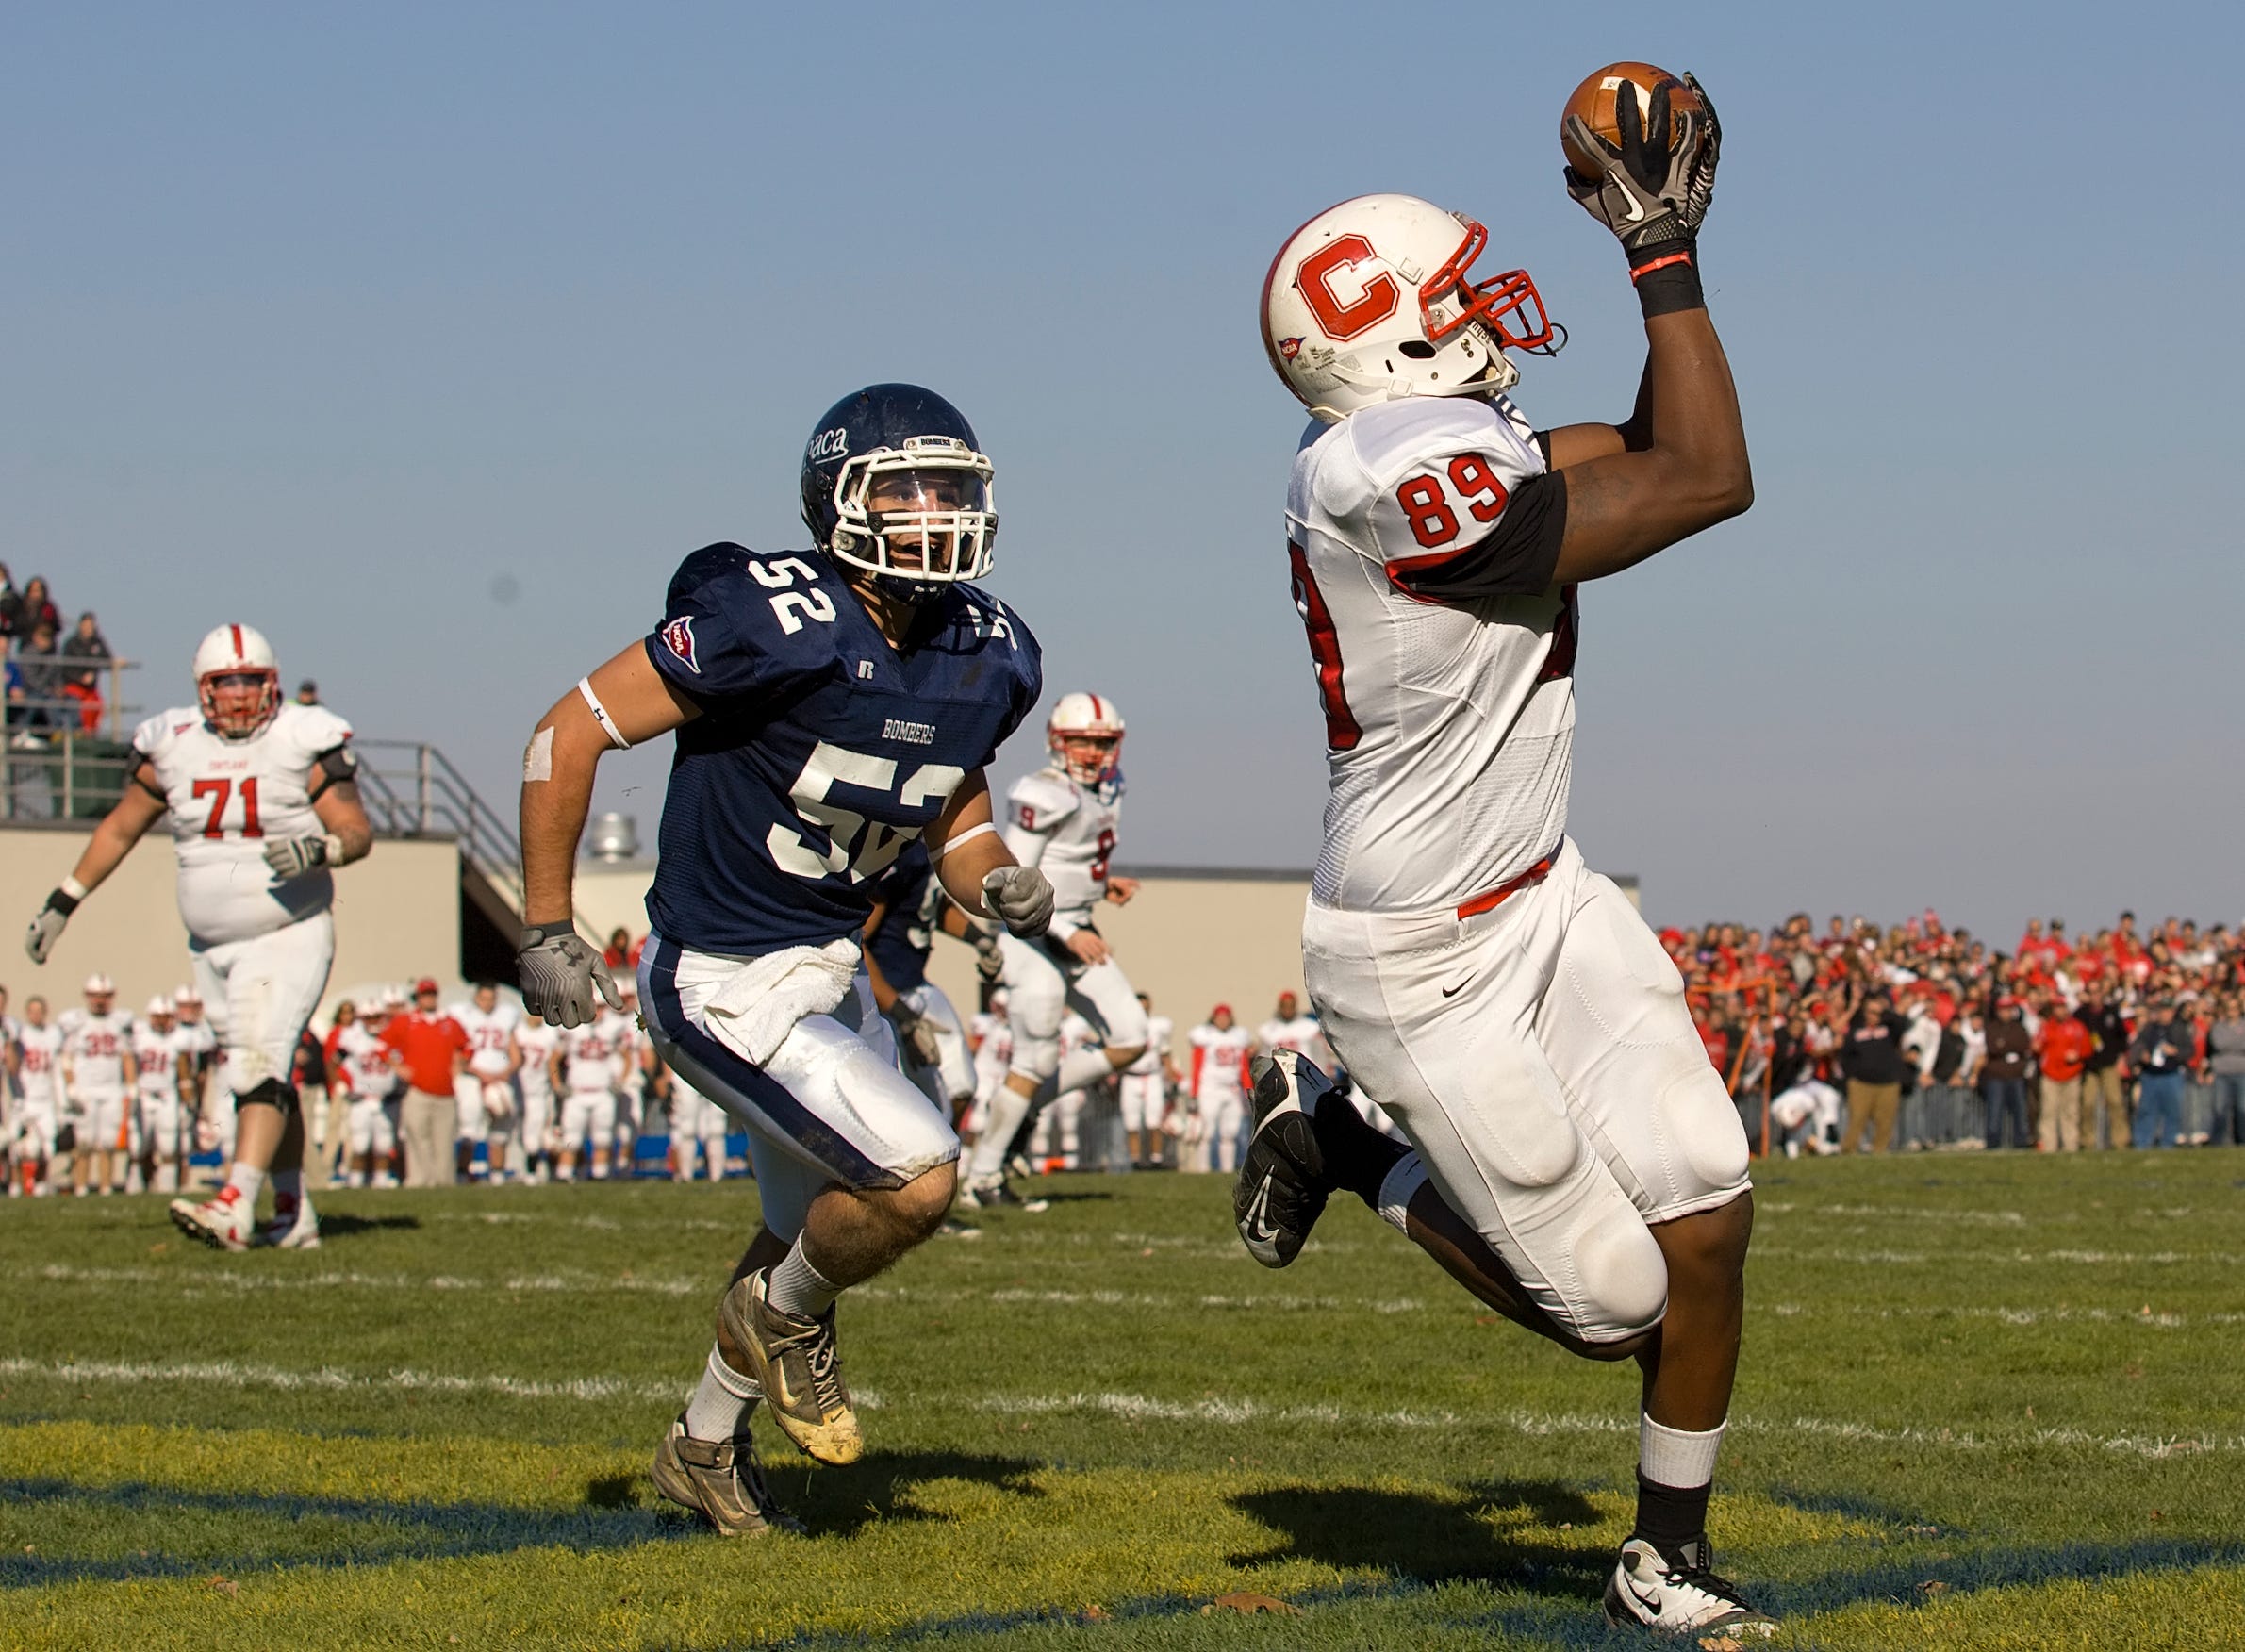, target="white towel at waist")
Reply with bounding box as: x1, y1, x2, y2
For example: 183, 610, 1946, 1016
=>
701, 939, 862, 1066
